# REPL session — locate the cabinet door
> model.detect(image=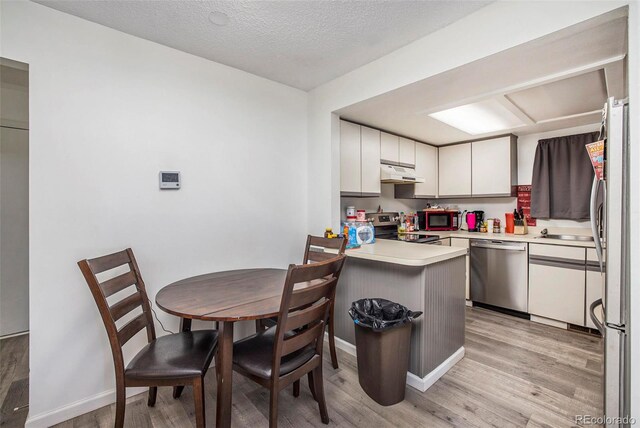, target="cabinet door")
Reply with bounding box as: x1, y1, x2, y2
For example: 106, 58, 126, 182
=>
398, 137, 415, 167
451, 238, 470, 300
414, 143, 438, 197
529, 260, 585, 325
438, 143, 471, 197
586, 248, 604, 329
472, 136, 516, 196
360, 126, 381, 196
380, 132, 399, 164
340, 121, 361, 195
